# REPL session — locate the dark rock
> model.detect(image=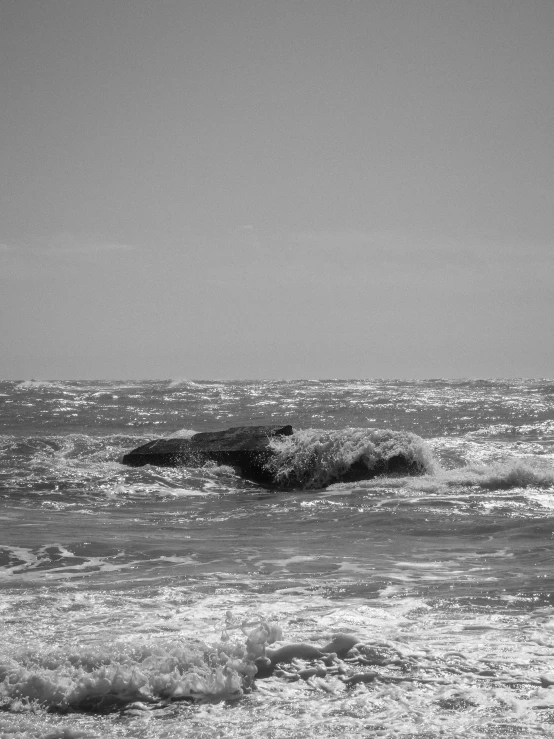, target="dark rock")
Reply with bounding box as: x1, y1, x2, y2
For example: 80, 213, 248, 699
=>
121, 424, 293, 485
